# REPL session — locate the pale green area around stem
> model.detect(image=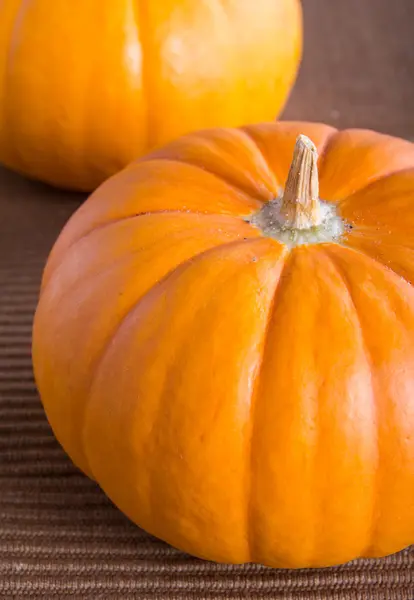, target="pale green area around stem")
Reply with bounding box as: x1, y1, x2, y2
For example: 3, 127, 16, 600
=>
248, 198, 346, 249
